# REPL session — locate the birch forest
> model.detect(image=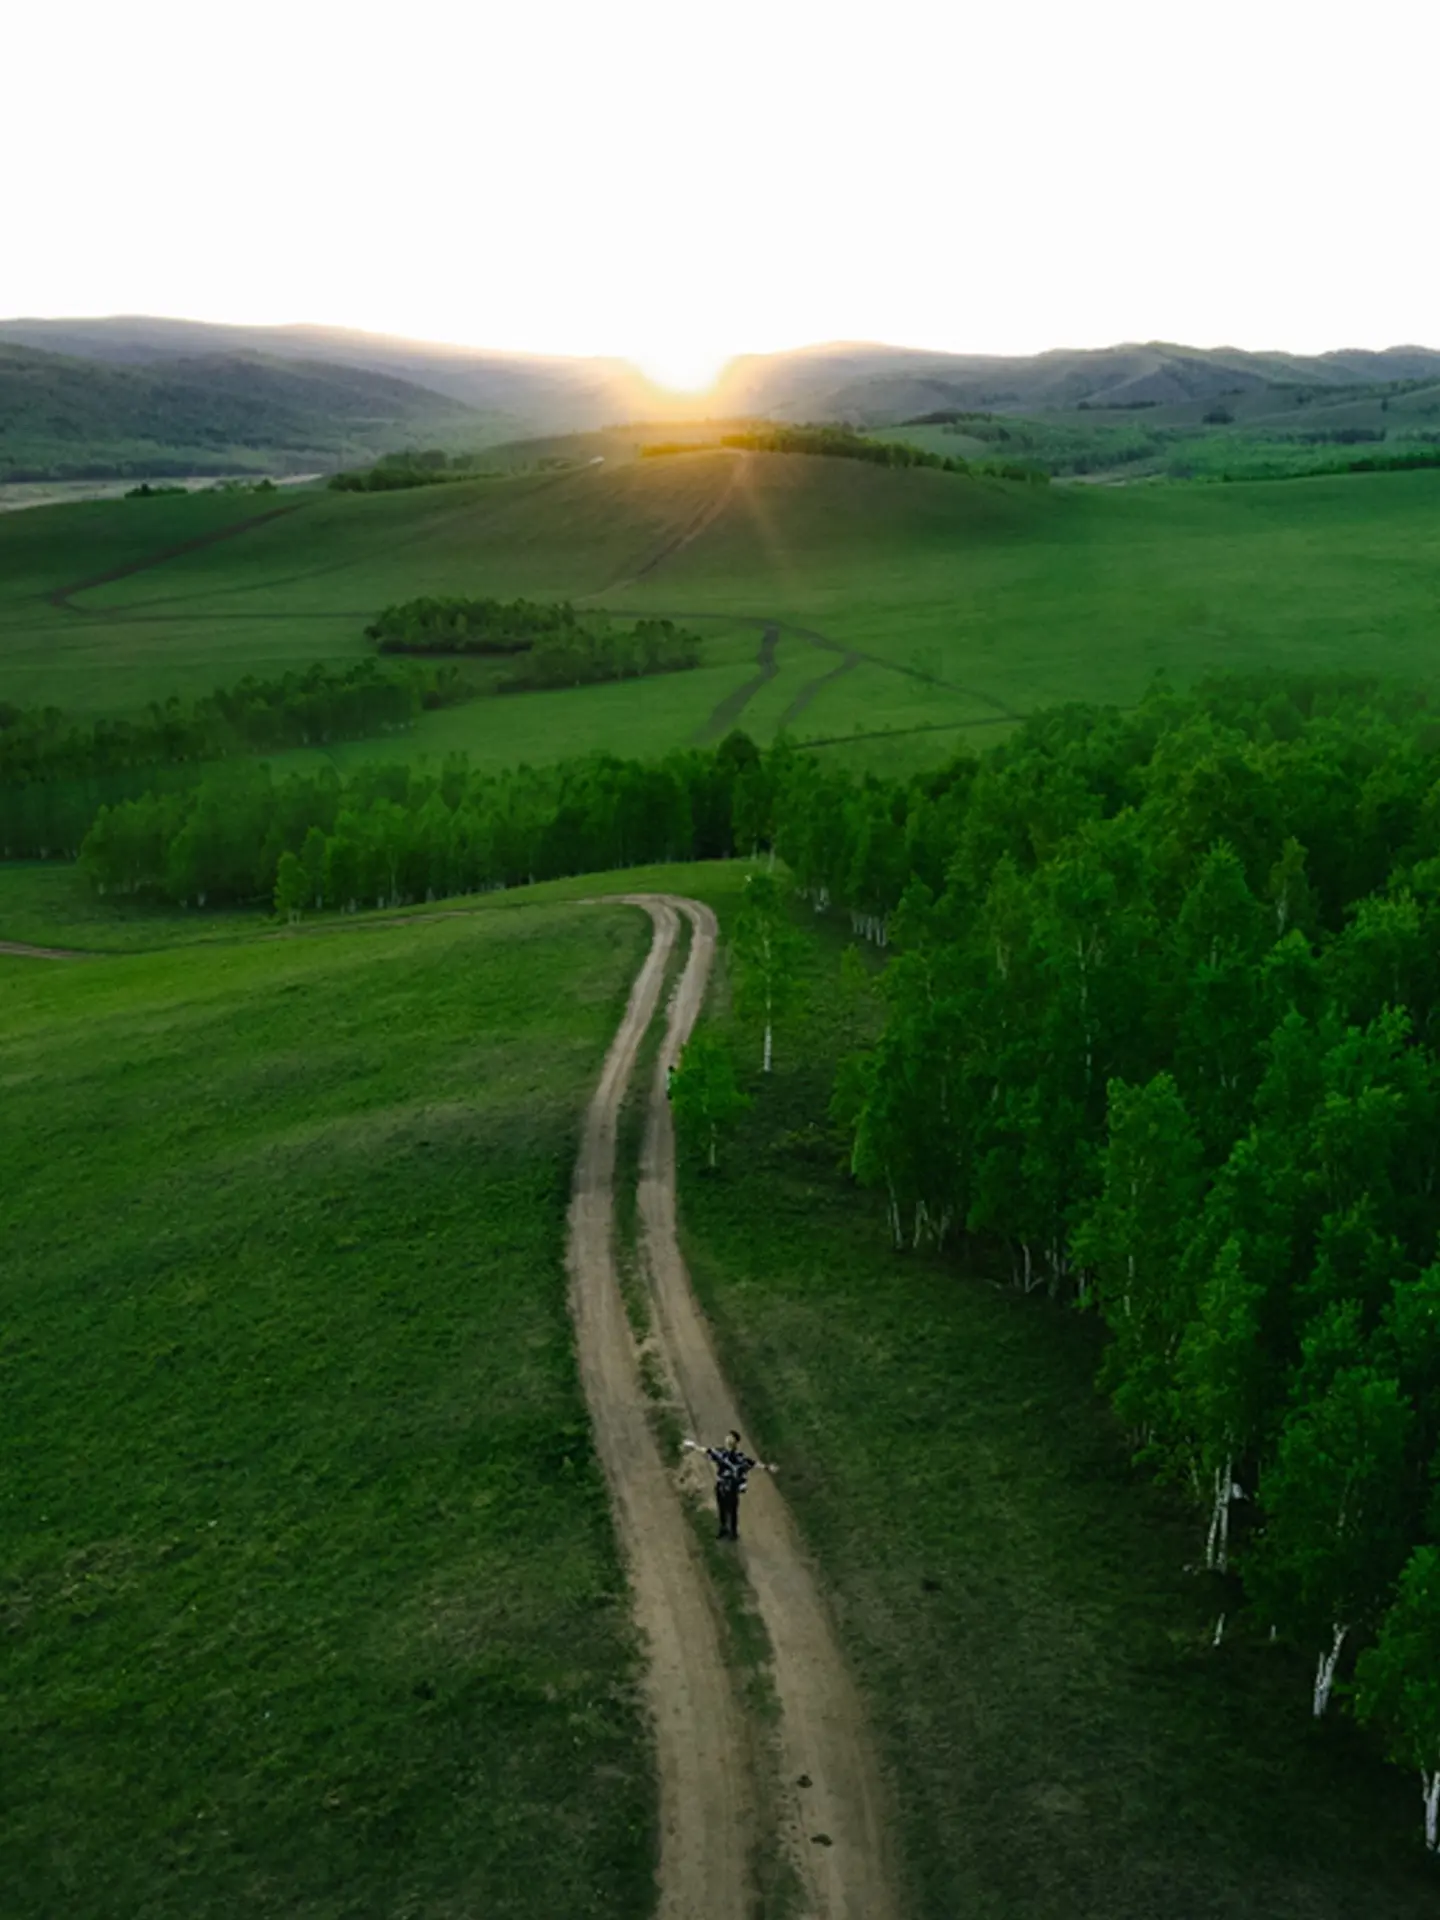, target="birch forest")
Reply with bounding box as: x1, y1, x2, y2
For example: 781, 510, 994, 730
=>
775, 673, 1440, 1842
